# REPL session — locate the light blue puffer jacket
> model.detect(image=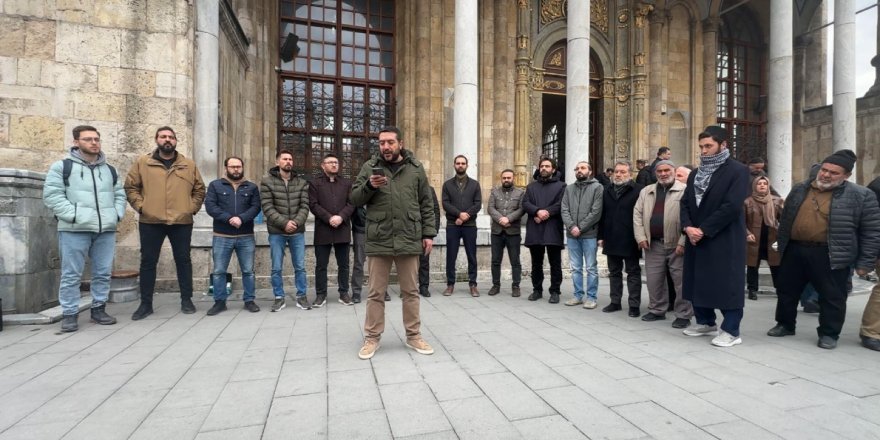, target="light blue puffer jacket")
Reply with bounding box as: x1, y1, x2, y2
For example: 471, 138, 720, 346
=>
43, 148, 127, 233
